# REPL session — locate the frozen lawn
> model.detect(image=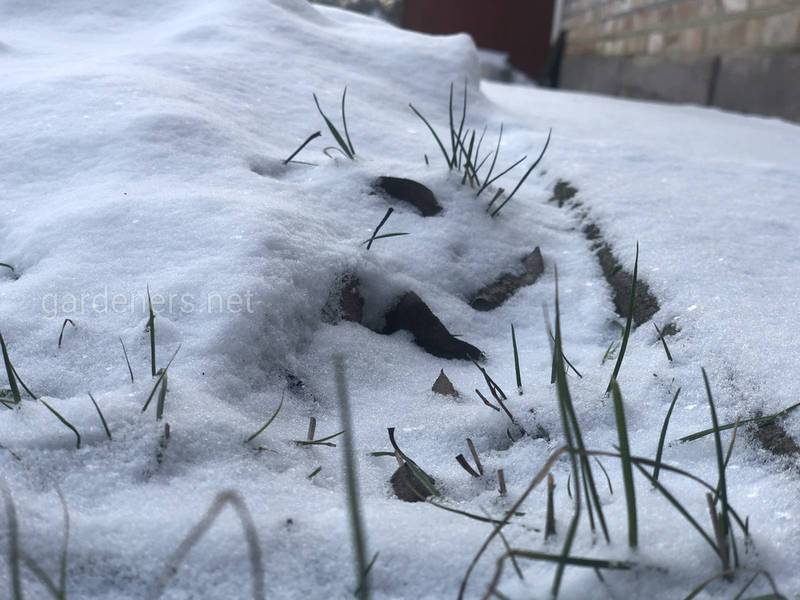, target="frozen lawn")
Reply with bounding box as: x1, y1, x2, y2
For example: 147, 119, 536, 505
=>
1, 1, 799, 598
